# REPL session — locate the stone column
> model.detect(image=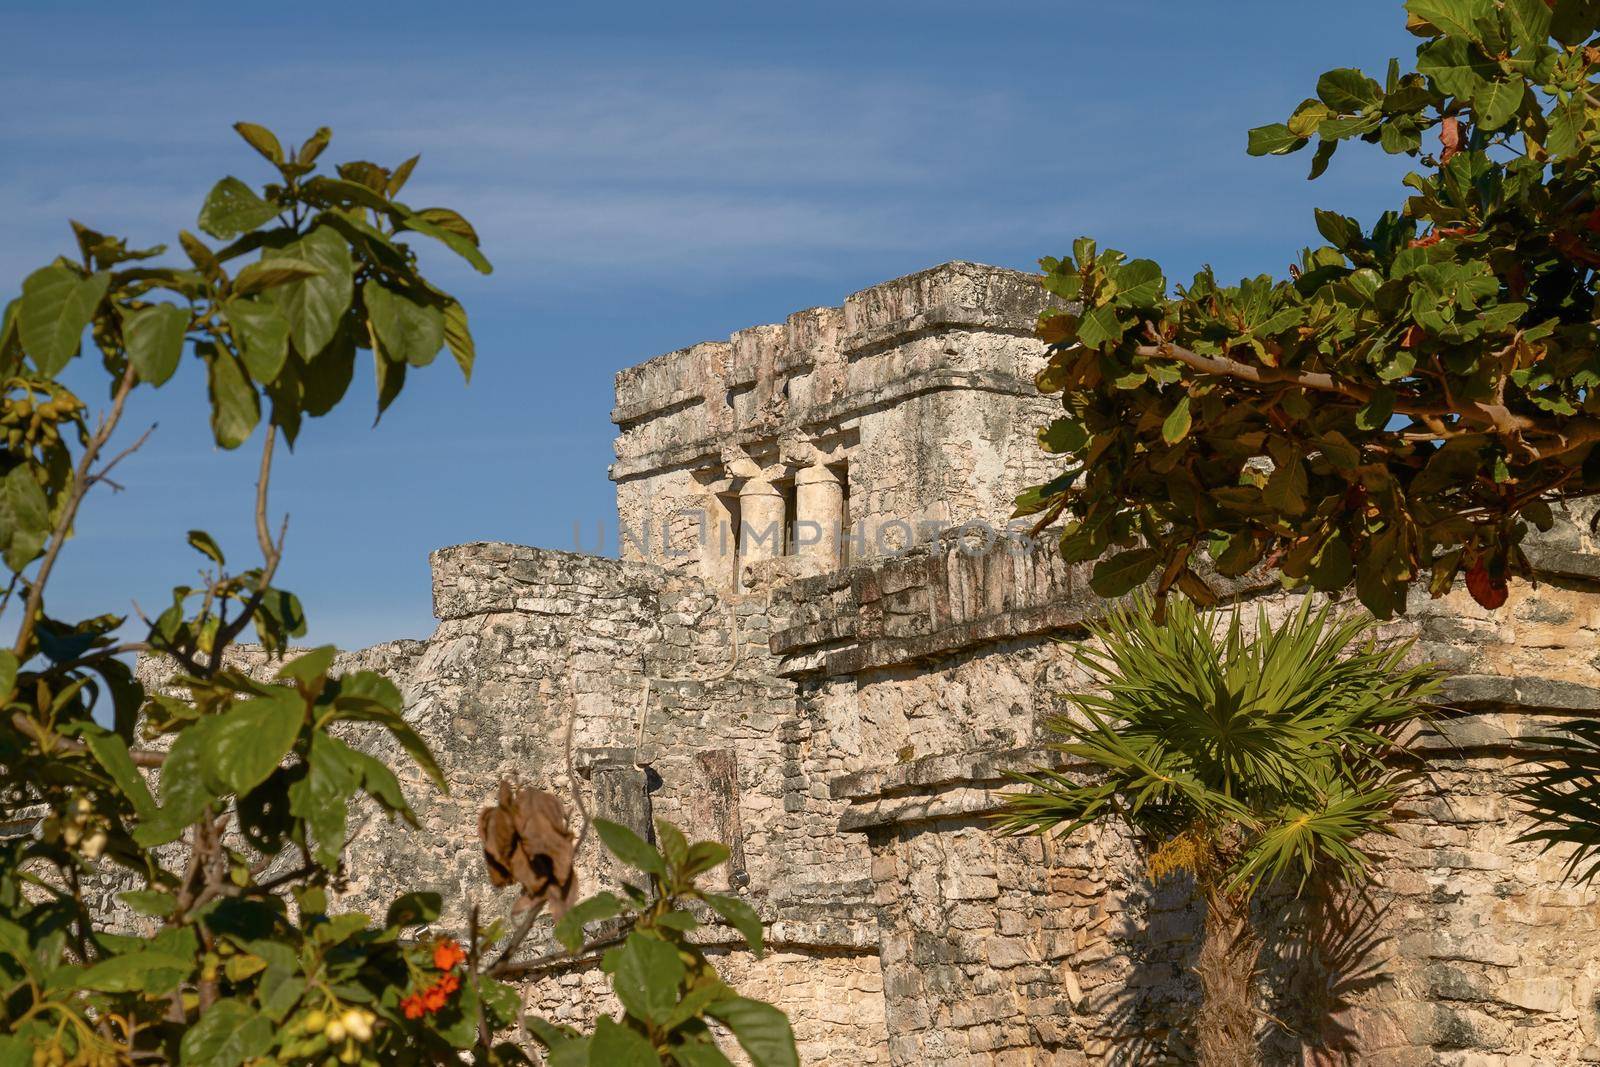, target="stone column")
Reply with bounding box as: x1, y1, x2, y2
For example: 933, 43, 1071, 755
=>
738, 477, 785, 566
795, 463, 844, 570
